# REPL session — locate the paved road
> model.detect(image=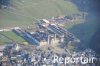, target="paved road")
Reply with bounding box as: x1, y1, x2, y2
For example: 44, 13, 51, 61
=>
0, 27, 20, 32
